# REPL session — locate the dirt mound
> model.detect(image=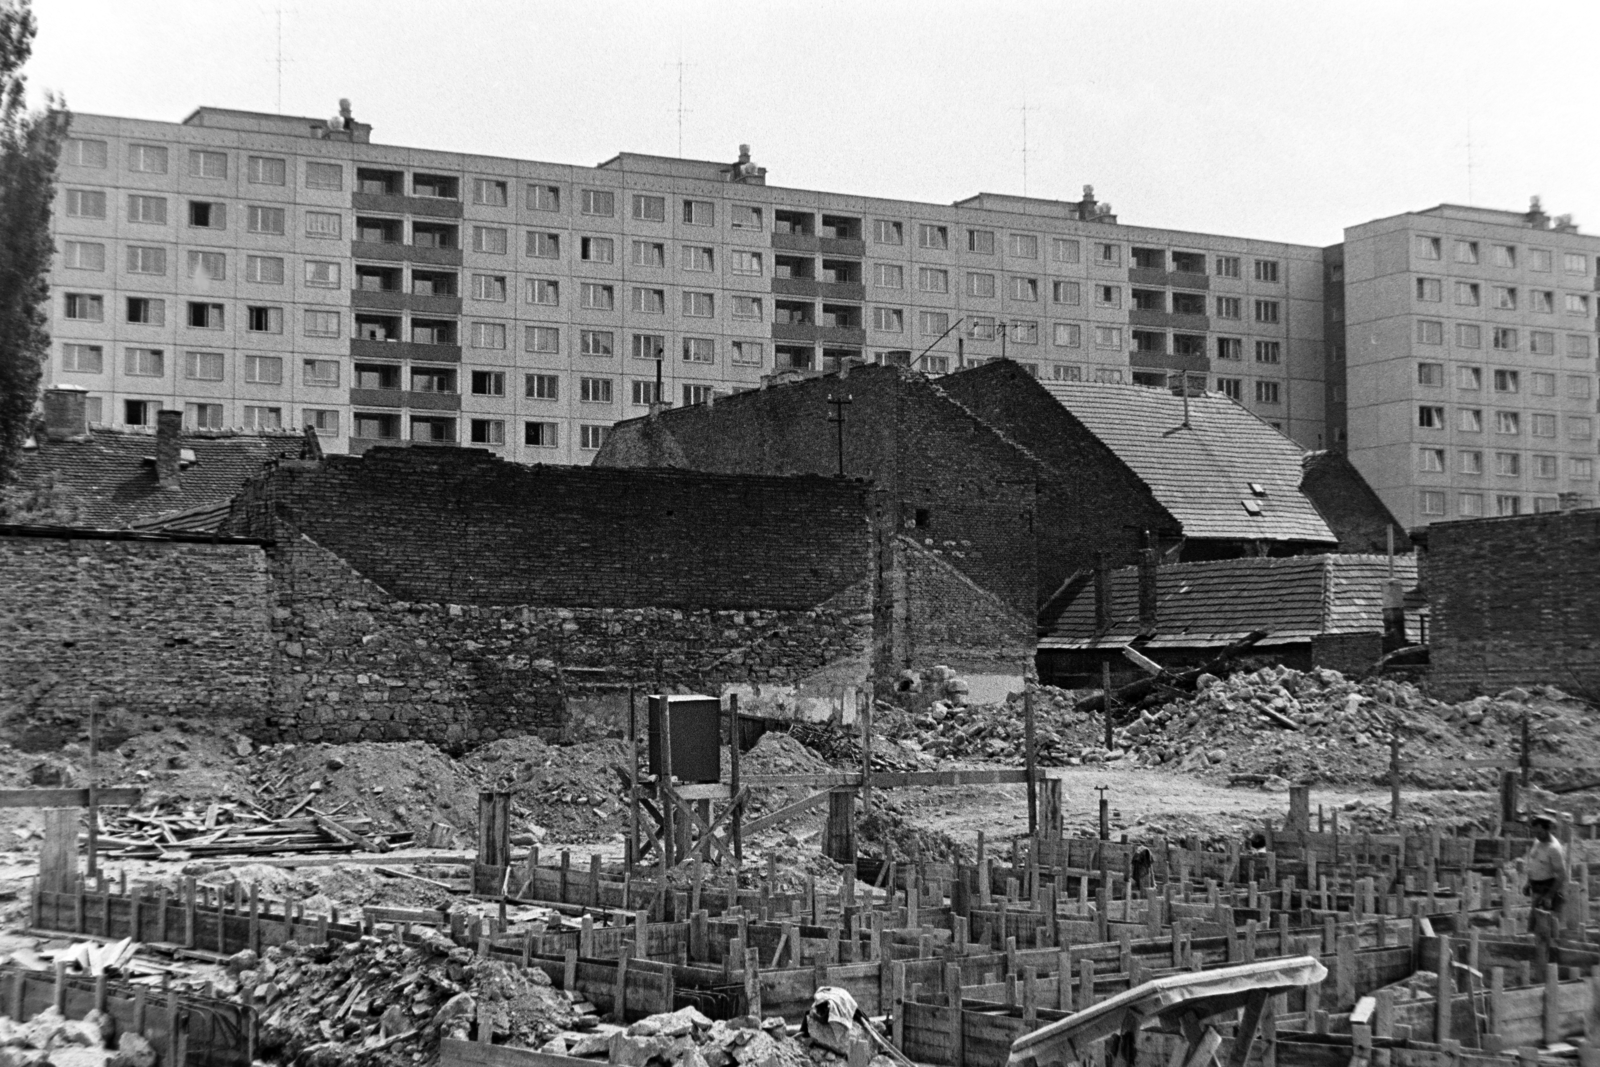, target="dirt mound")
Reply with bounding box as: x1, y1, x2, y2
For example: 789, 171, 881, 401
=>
254, 741, 476, 839
465, 737, 634, 844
